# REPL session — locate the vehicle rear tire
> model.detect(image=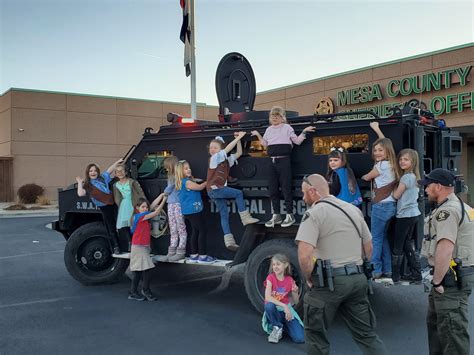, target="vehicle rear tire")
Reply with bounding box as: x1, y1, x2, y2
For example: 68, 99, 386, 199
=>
244, 238, 306, 314
64, 222, 129, 285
